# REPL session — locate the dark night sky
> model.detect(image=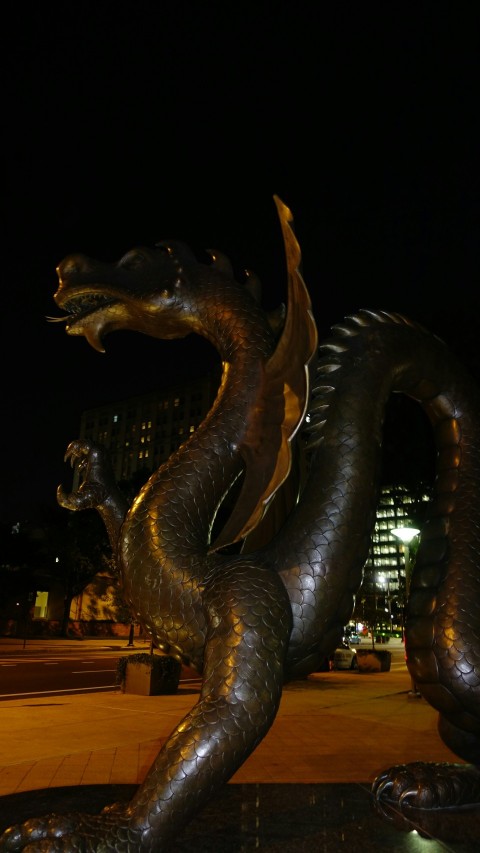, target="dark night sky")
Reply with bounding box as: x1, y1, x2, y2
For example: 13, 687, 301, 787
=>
2, 1, 479, 523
